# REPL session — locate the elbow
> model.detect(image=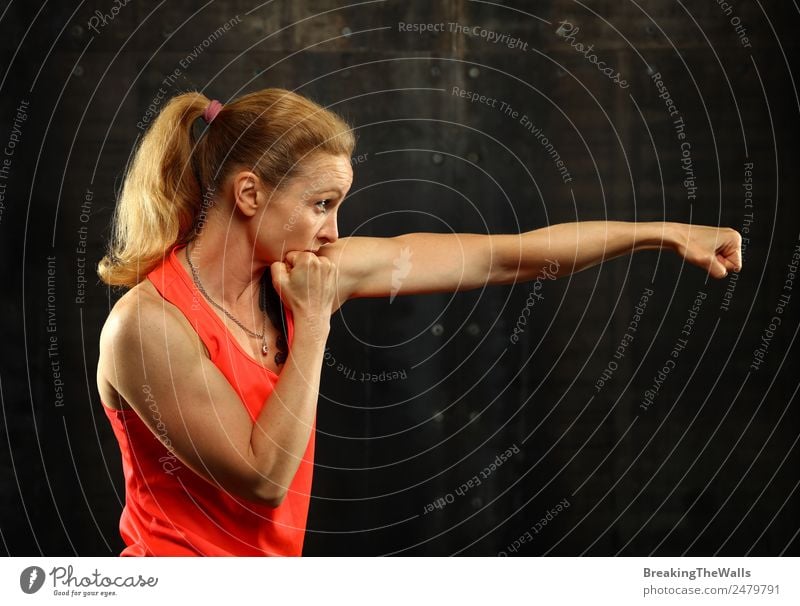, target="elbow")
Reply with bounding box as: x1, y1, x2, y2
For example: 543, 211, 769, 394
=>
263, 489, 287, 509
499, 259, 564, 284
489, 259, 514, 286
250, 478, 288, 509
